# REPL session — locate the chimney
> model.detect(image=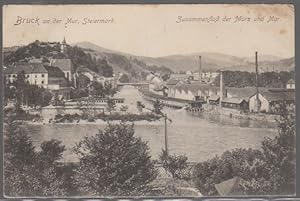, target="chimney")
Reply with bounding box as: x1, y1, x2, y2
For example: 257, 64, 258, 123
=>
199, 56, 202, 82
219, 70, 224, 107
255, 51, 260, 112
